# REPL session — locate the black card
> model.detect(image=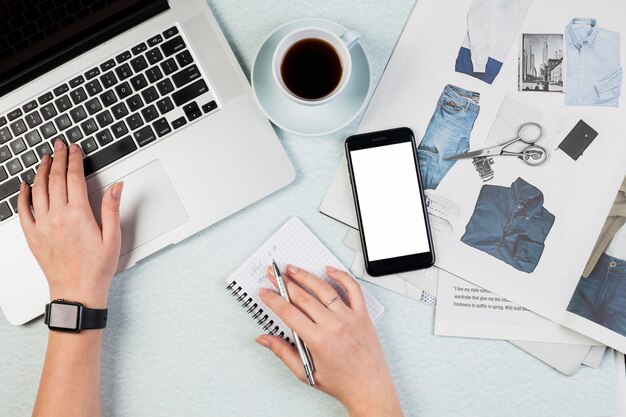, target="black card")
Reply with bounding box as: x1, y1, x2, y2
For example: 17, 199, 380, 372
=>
558, 120, 599, 161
